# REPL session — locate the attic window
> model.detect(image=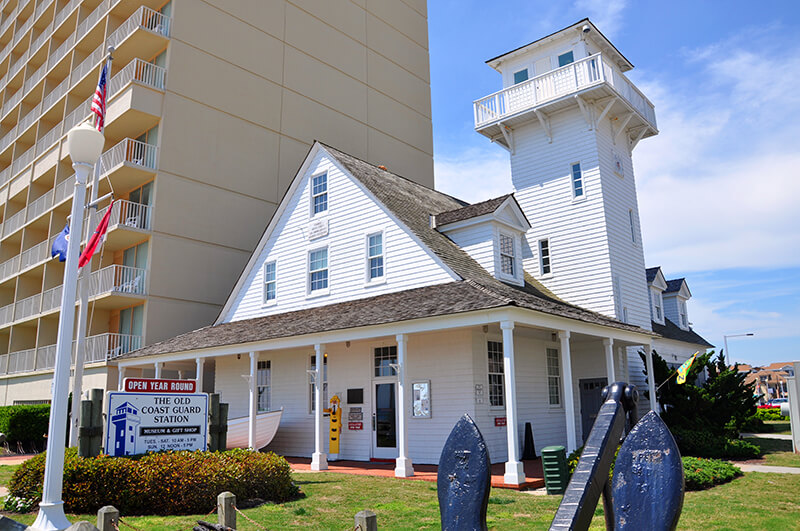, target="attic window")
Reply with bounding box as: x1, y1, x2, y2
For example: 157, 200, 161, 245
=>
500, 233, 515, 276
311, 173, 328, 215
